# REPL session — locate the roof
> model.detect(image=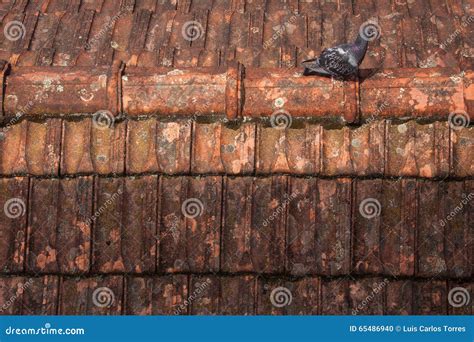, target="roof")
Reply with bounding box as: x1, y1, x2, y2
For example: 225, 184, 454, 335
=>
0, 0, 473, 315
